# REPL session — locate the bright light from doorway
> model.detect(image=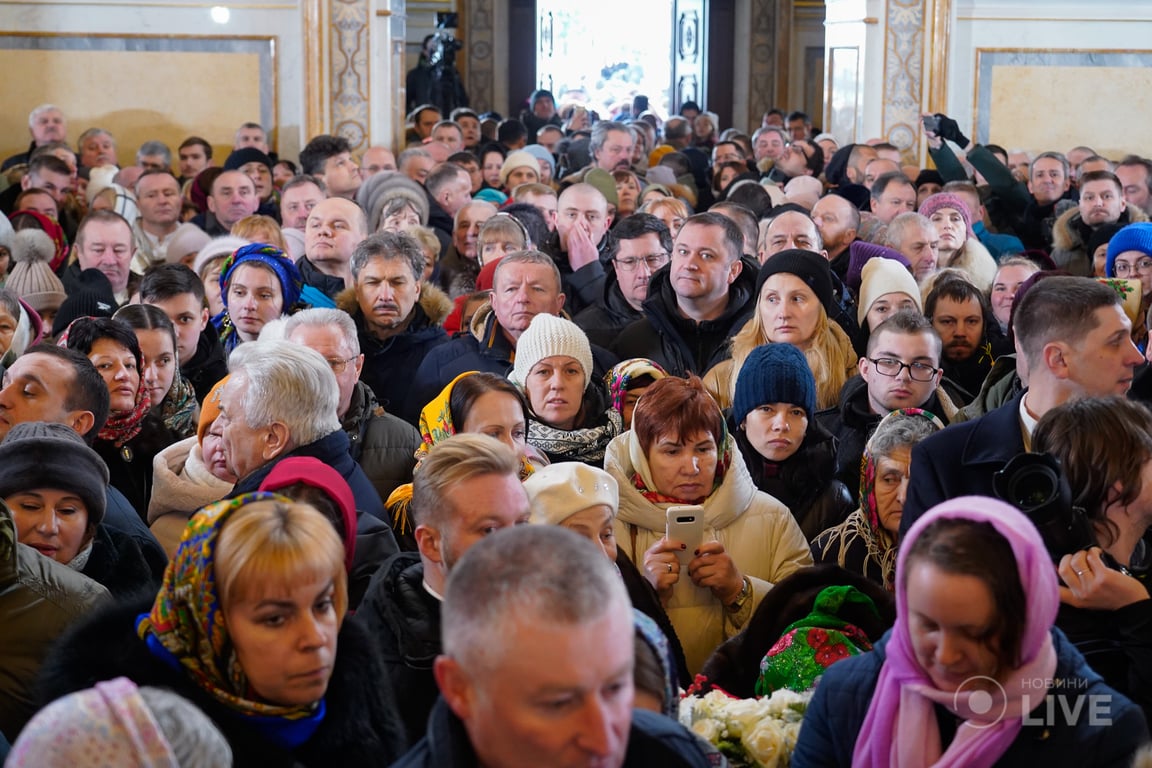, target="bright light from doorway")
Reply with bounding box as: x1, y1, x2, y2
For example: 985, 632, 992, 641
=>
210, 5, 230, 24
